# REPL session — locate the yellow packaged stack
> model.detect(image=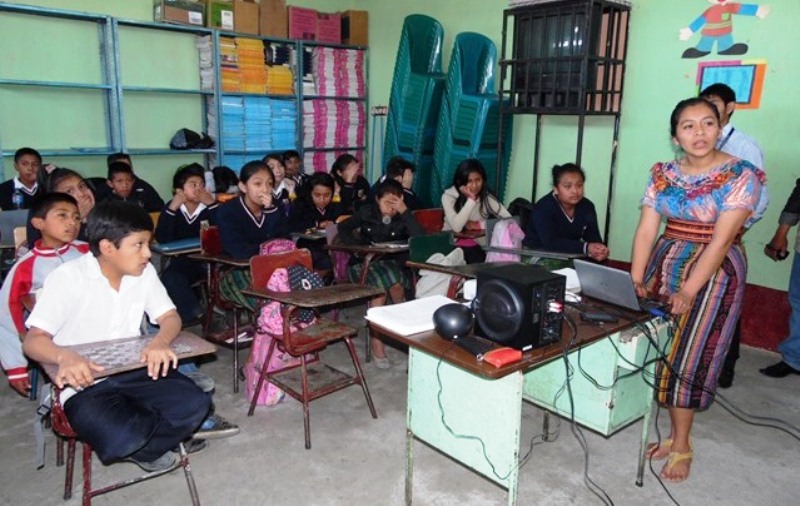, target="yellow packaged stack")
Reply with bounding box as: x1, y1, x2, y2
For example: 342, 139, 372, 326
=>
219, 36, 240, 92
266, 65, 294, 95
236, 37, 267, 94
